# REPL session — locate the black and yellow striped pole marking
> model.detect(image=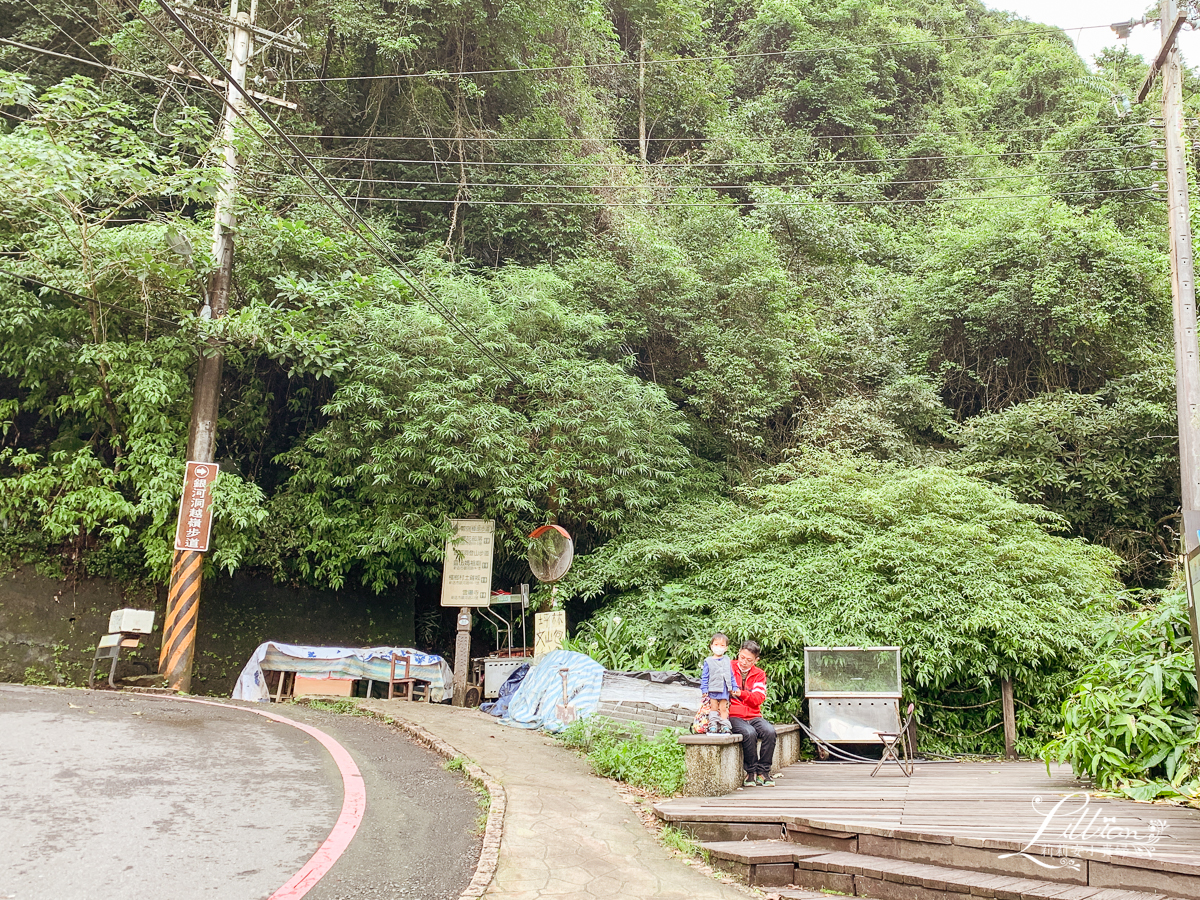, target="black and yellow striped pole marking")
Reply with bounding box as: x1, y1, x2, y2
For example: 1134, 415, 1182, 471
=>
161, 461, 219, 693
160, 548, 204, 692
